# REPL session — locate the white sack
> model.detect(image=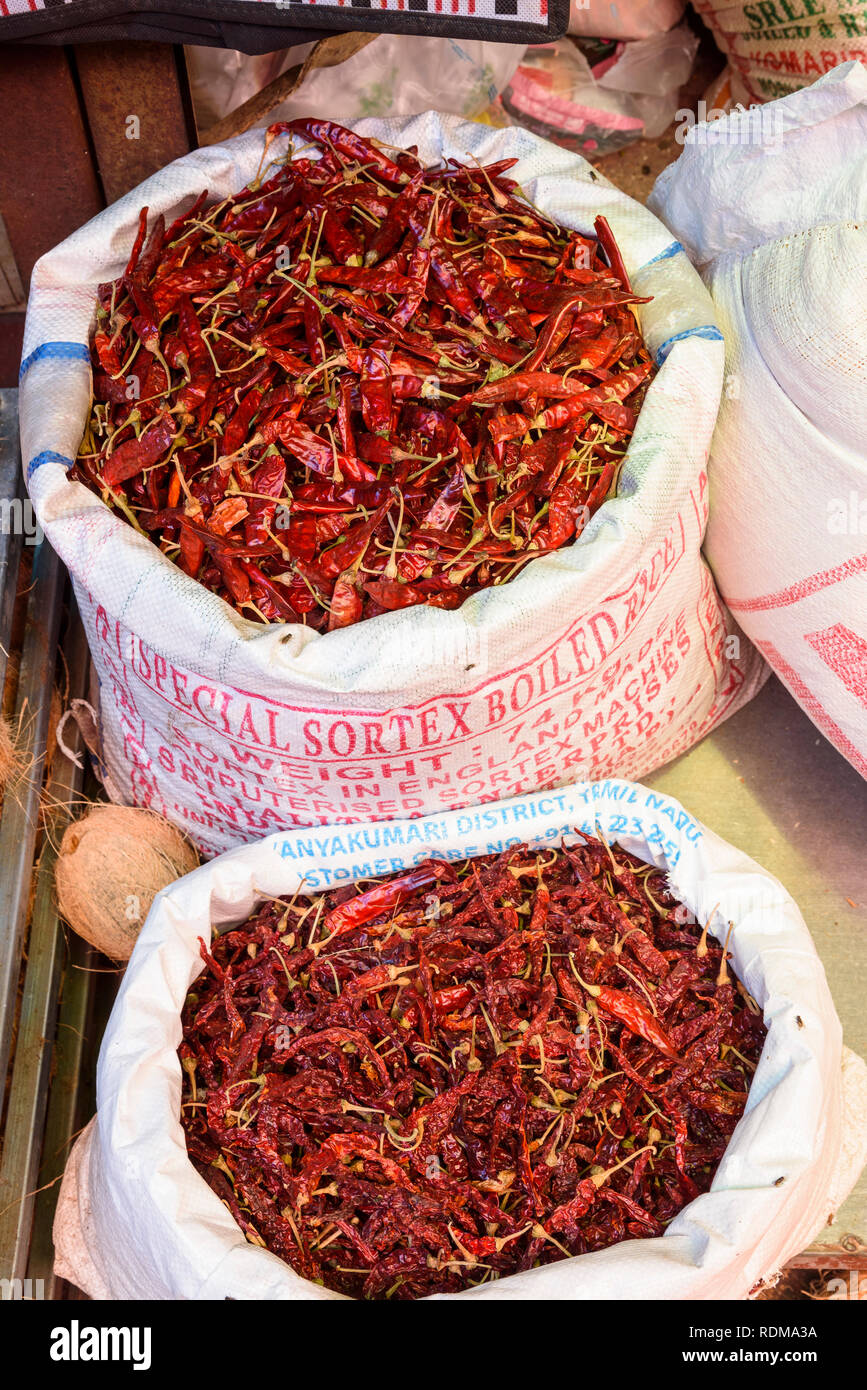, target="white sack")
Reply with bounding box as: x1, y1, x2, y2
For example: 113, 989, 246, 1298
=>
53, 778, 867, 1300
21, 113, 766, 856
649, 63, 867, 779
